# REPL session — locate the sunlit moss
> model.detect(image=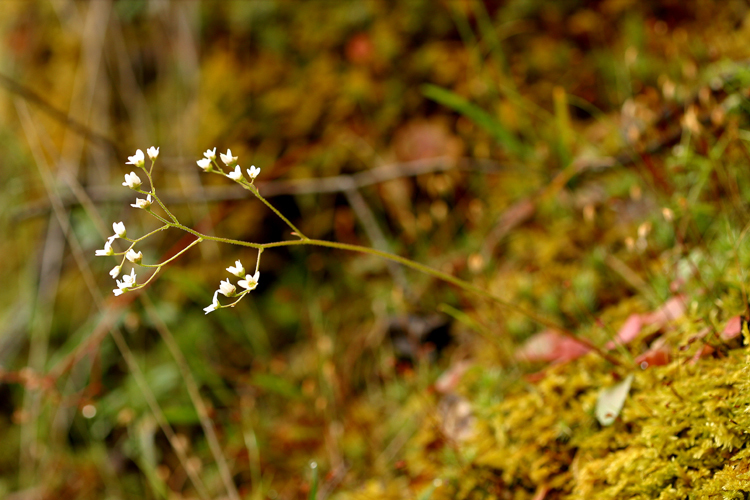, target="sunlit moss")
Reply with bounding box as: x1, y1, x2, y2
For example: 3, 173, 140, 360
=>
383, 320, 750, 500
